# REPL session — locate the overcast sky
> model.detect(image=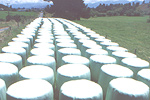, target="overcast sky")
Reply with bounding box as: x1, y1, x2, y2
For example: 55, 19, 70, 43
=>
0, 0, 144, 5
